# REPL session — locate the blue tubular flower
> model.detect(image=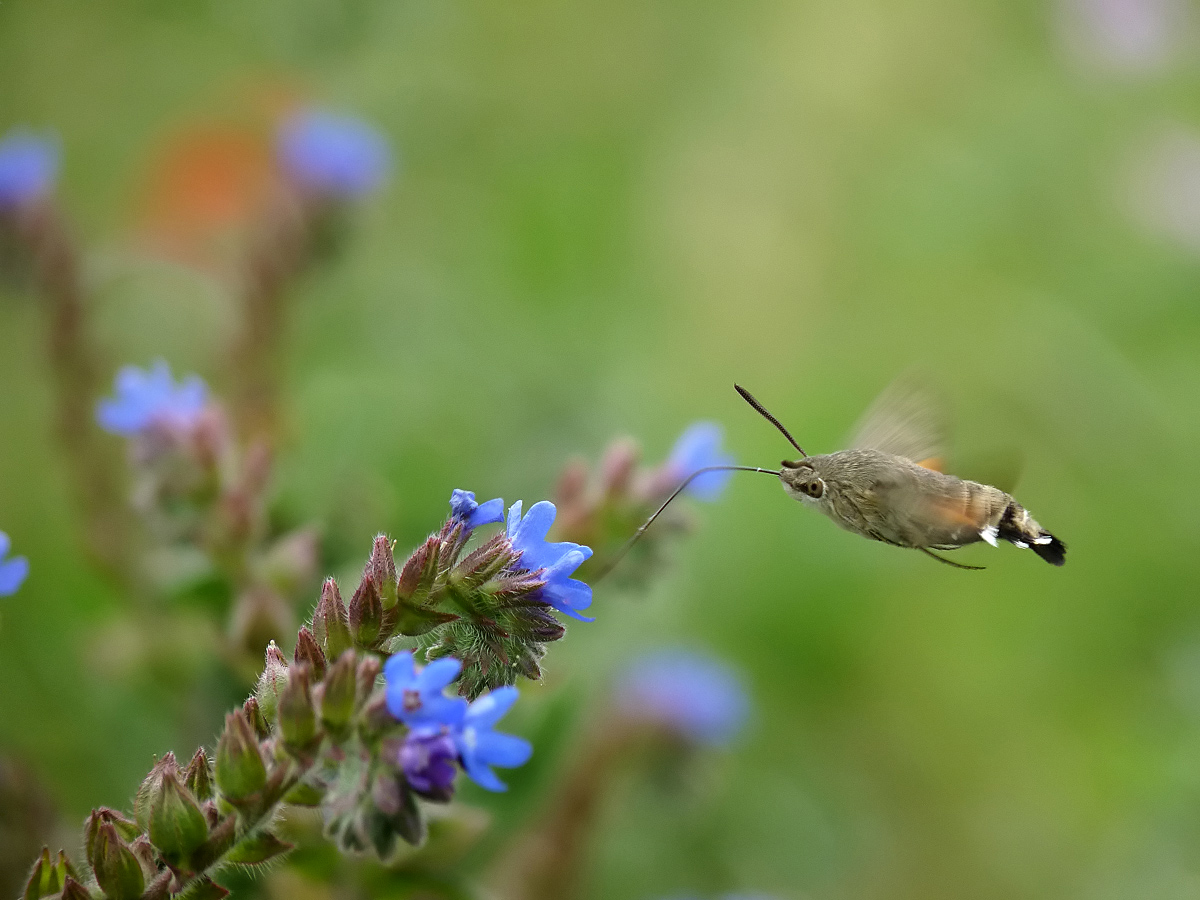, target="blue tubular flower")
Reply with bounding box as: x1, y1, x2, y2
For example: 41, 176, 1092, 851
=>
0, 532, 29, 596
0, 129, 59, 210
505, 500, 595, 621
454, 686, 532, 792
277, 109, 390, 198
615, 649, 750, 746
399, 730, 459, 799
95, 360, 208, 436
449, 489, 505, 531
384, 651, 468, 728
667, 422, 736, 502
